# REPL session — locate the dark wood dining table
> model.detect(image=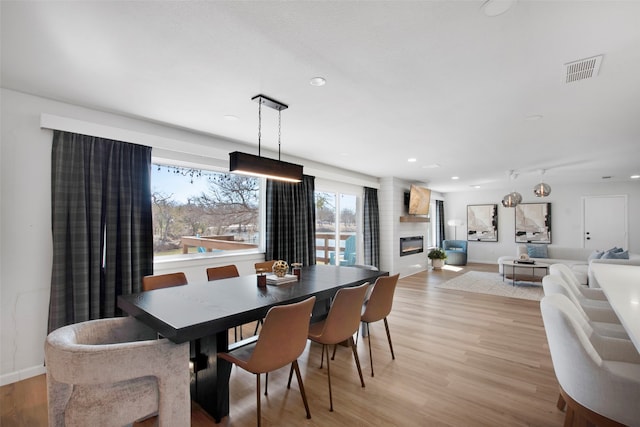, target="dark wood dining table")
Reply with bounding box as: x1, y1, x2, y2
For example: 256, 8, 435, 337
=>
117, 264, 388, 422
